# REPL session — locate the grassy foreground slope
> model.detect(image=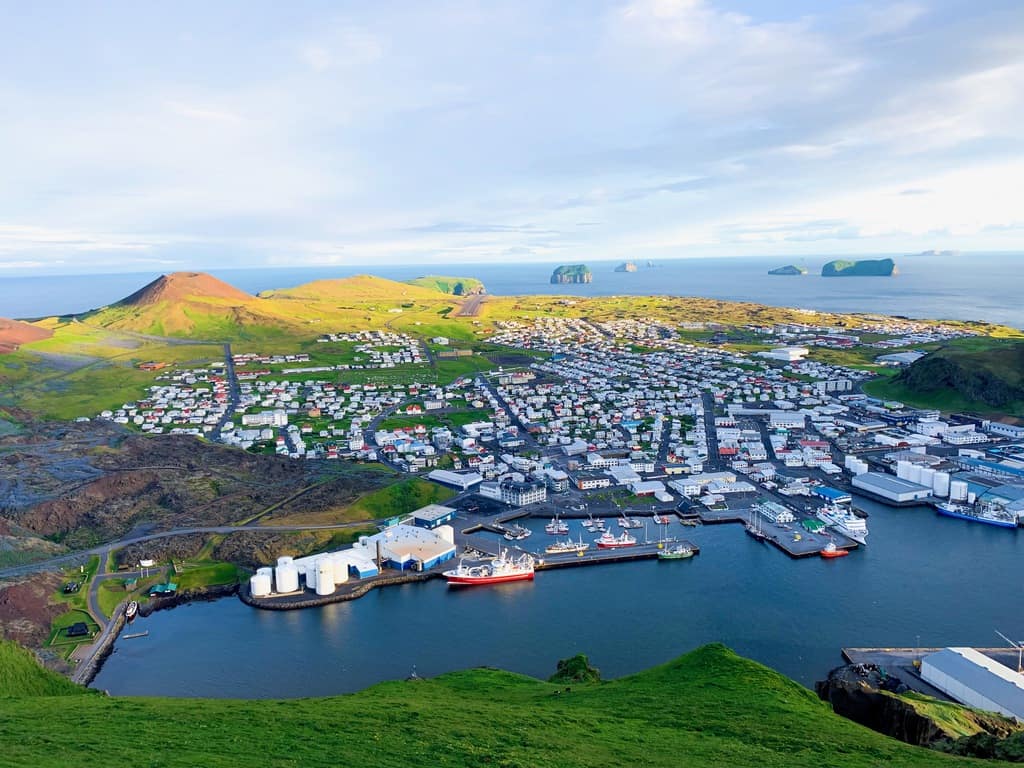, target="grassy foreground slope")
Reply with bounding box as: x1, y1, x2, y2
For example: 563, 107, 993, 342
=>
0, 640, 993, 768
